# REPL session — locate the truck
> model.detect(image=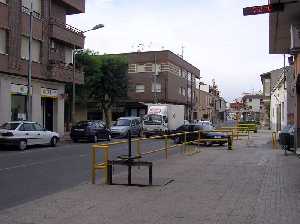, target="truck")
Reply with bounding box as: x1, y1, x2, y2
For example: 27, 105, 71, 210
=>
143, 104, 185, 137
